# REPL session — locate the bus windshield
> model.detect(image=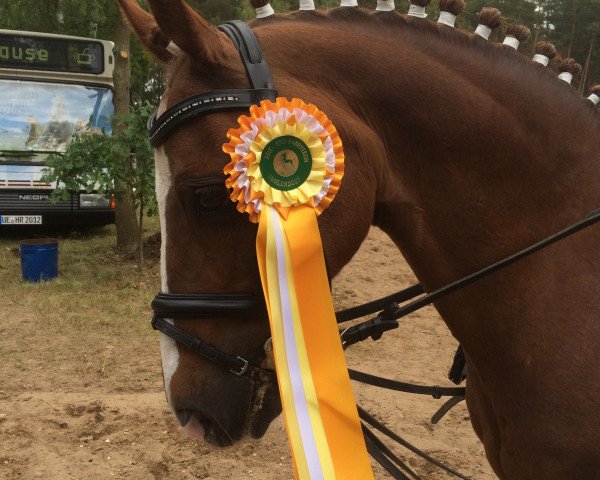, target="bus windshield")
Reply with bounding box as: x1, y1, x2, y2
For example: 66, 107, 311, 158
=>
0, 79, 113, 154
